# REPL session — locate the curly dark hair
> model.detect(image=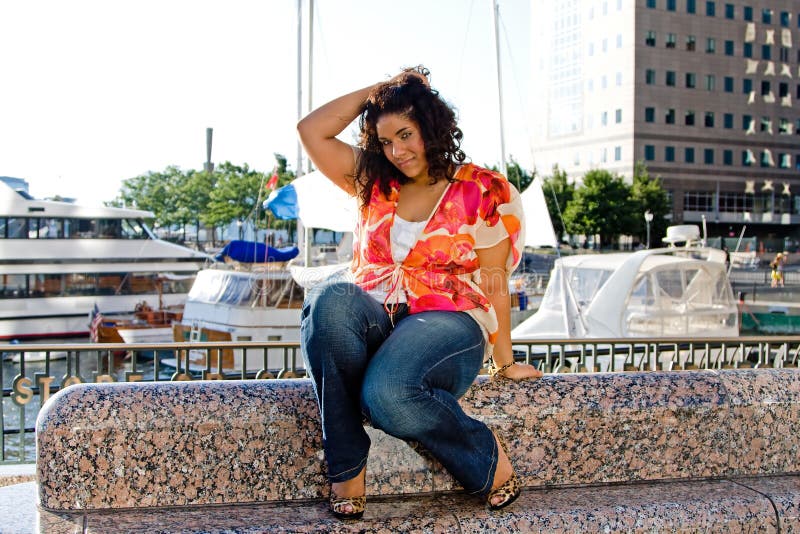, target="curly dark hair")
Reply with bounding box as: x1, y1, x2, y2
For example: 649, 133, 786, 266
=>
354, 66, 466, 208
